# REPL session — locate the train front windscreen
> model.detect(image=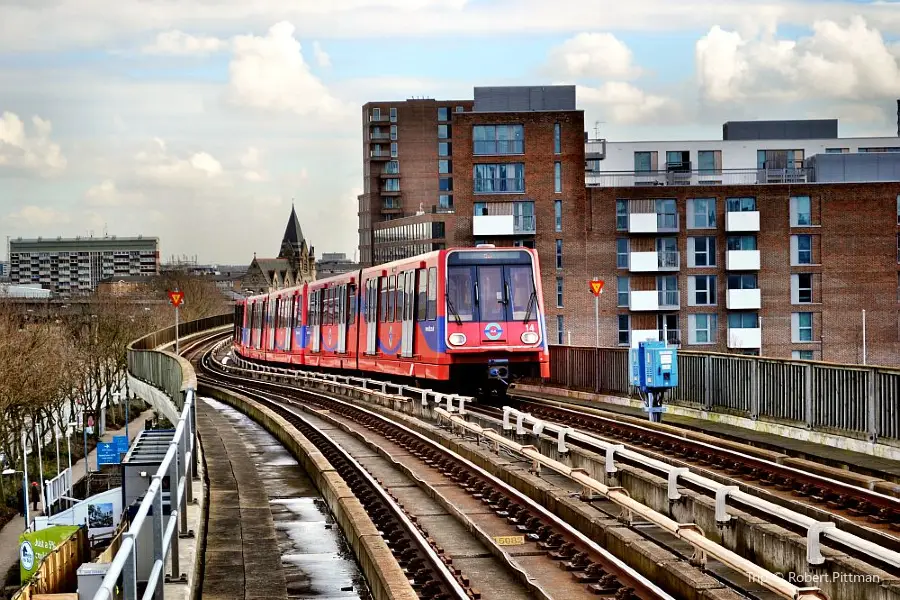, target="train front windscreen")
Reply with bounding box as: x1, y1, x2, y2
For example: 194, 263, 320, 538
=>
445, 250, 539, 327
